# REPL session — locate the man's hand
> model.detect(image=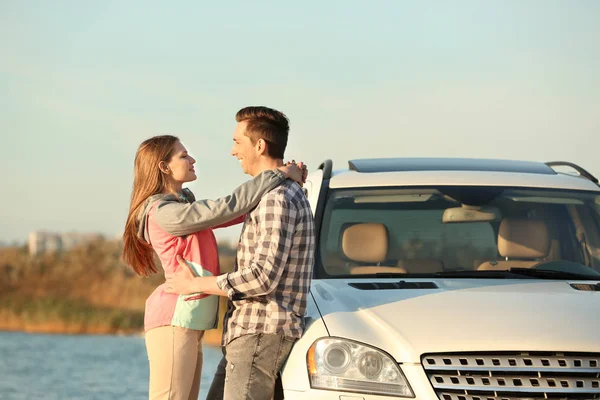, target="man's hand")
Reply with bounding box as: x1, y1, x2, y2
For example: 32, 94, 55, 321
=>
165, 255, 200, 295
